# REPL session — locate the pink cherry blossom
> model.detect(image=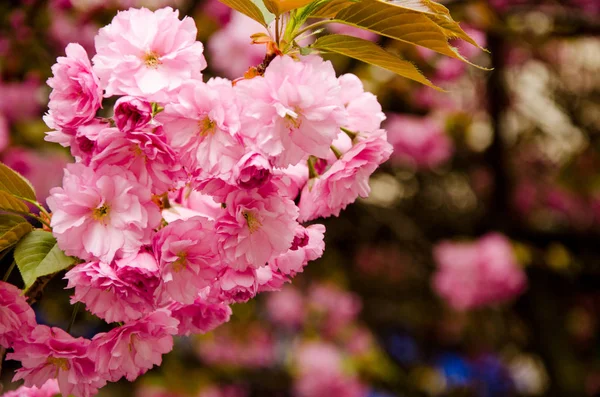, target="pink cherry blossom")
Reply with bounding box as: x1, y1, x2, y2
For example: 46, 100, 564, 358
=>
156, 80, 244, 179
65, 251, 160, 323
208, 11, 267, 79
92, 7, 206, 101
168, 297, 232, 336
0, 77, 43, 123
433, 233, 528, 310
1, 379, 60, 397
294, 342, 368, 397
0, 281, 36, 349
8, 325, 105, 397
265, 286, 305, 328
235, 55, 347, 166
269, 224, 325, 276
215, 188, 299, 270
308, 284, 361, 334
152, 217, 222, 305
232, 151, 272, 189
338, 73, 385, 133
90, 309, 178, 382
90, 127, 186, 194
47, 163, 161, 263
298, 130, 393, 221
272, 162, 309, 200
385, 114, 453, 168
217, 267, 258, 303
114, 96, 153, 133
44, 43, 103, 143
